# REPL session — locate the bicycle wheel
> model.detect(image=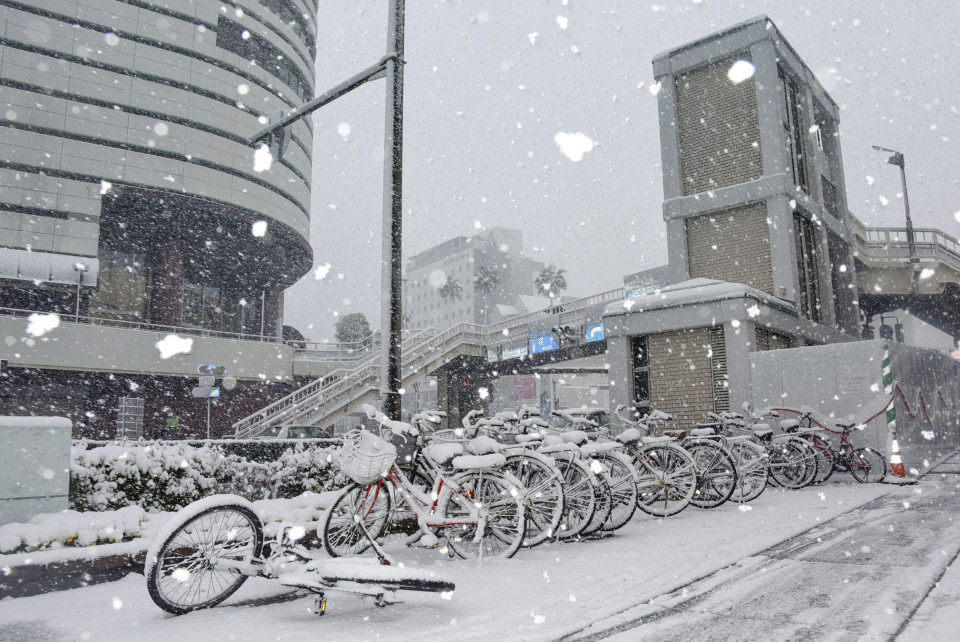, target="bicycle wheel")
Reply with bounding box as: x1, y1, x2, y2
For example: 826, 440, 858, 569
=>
555, 456, 597, 540
768, 438, 817, 489
728, 441, 768, 503
595, 452, 639, 531
440, 470, 526, 559
145, 496, 263, 615
849, 447, 887, 483
322, 482, 391, 558
807, 434, 835, 484
504, 453, 565, 547
686, 441, 738, 509
634, 443, 698, 517
581, 471, 613, 536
